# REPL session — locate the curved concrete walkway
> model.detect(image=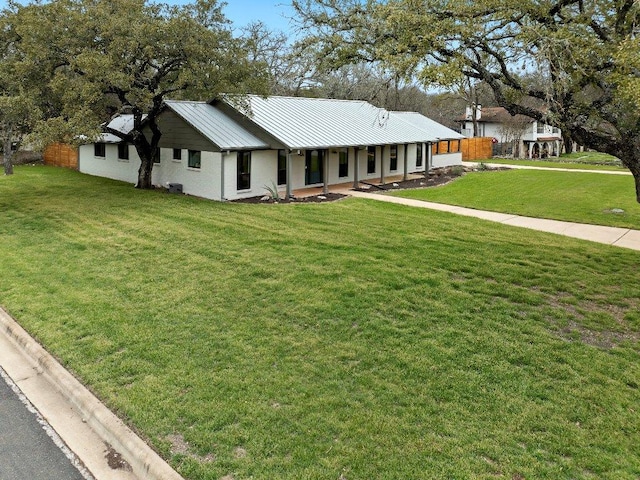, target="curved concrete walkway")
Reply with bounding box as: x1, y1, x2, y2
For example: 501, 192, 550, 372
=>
349, 190, 640, 251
